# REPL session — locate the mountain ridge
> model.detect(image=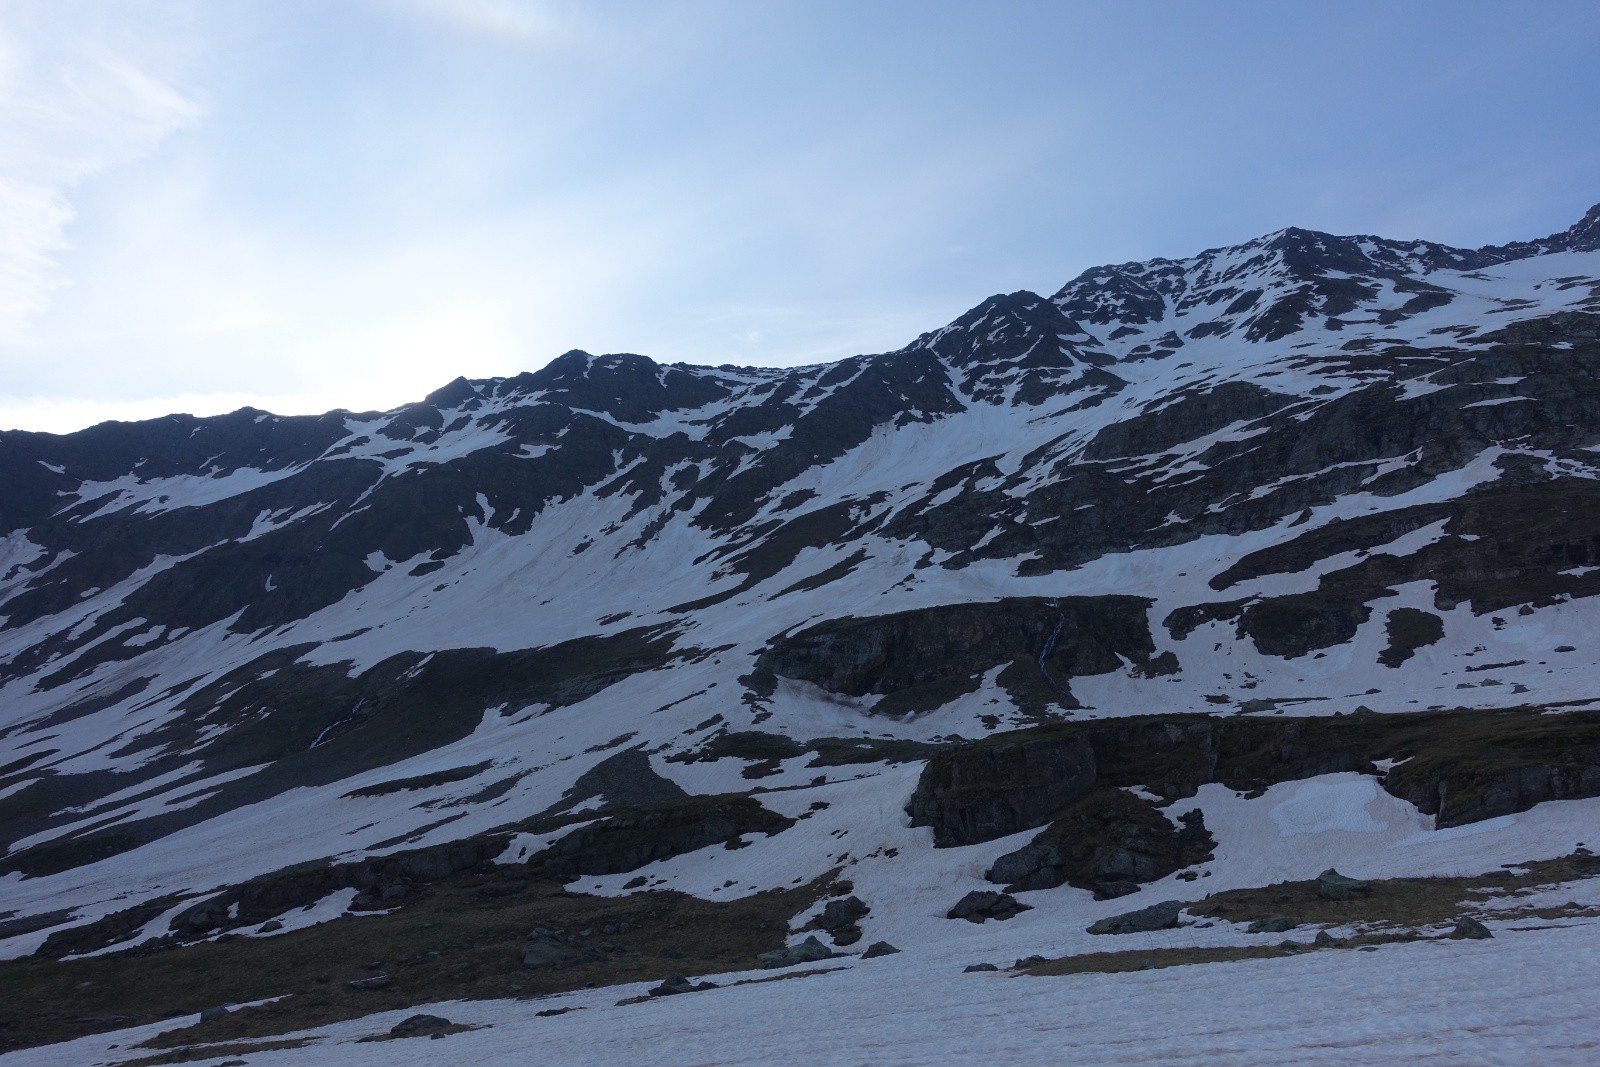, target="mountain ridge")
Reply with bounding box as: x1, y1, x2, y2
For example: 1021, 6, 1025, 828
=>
4, 201, 1600, 1056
